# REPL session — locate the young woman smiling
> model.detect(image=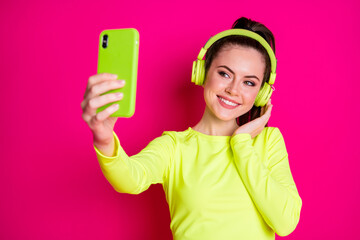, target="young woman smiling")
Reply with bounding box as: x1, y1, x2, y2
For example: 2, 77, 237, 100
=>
194, 45, 269, 136
81, 17, 302, 240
